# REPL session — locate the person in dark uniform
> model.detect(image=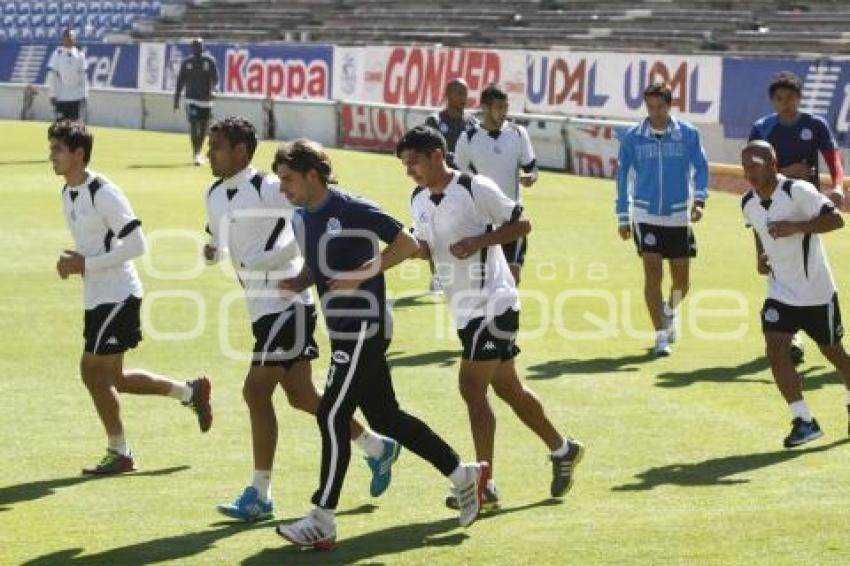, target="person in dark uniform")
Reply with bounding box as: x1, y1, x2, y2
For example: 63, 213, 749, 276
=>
173, 38, 219, 166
